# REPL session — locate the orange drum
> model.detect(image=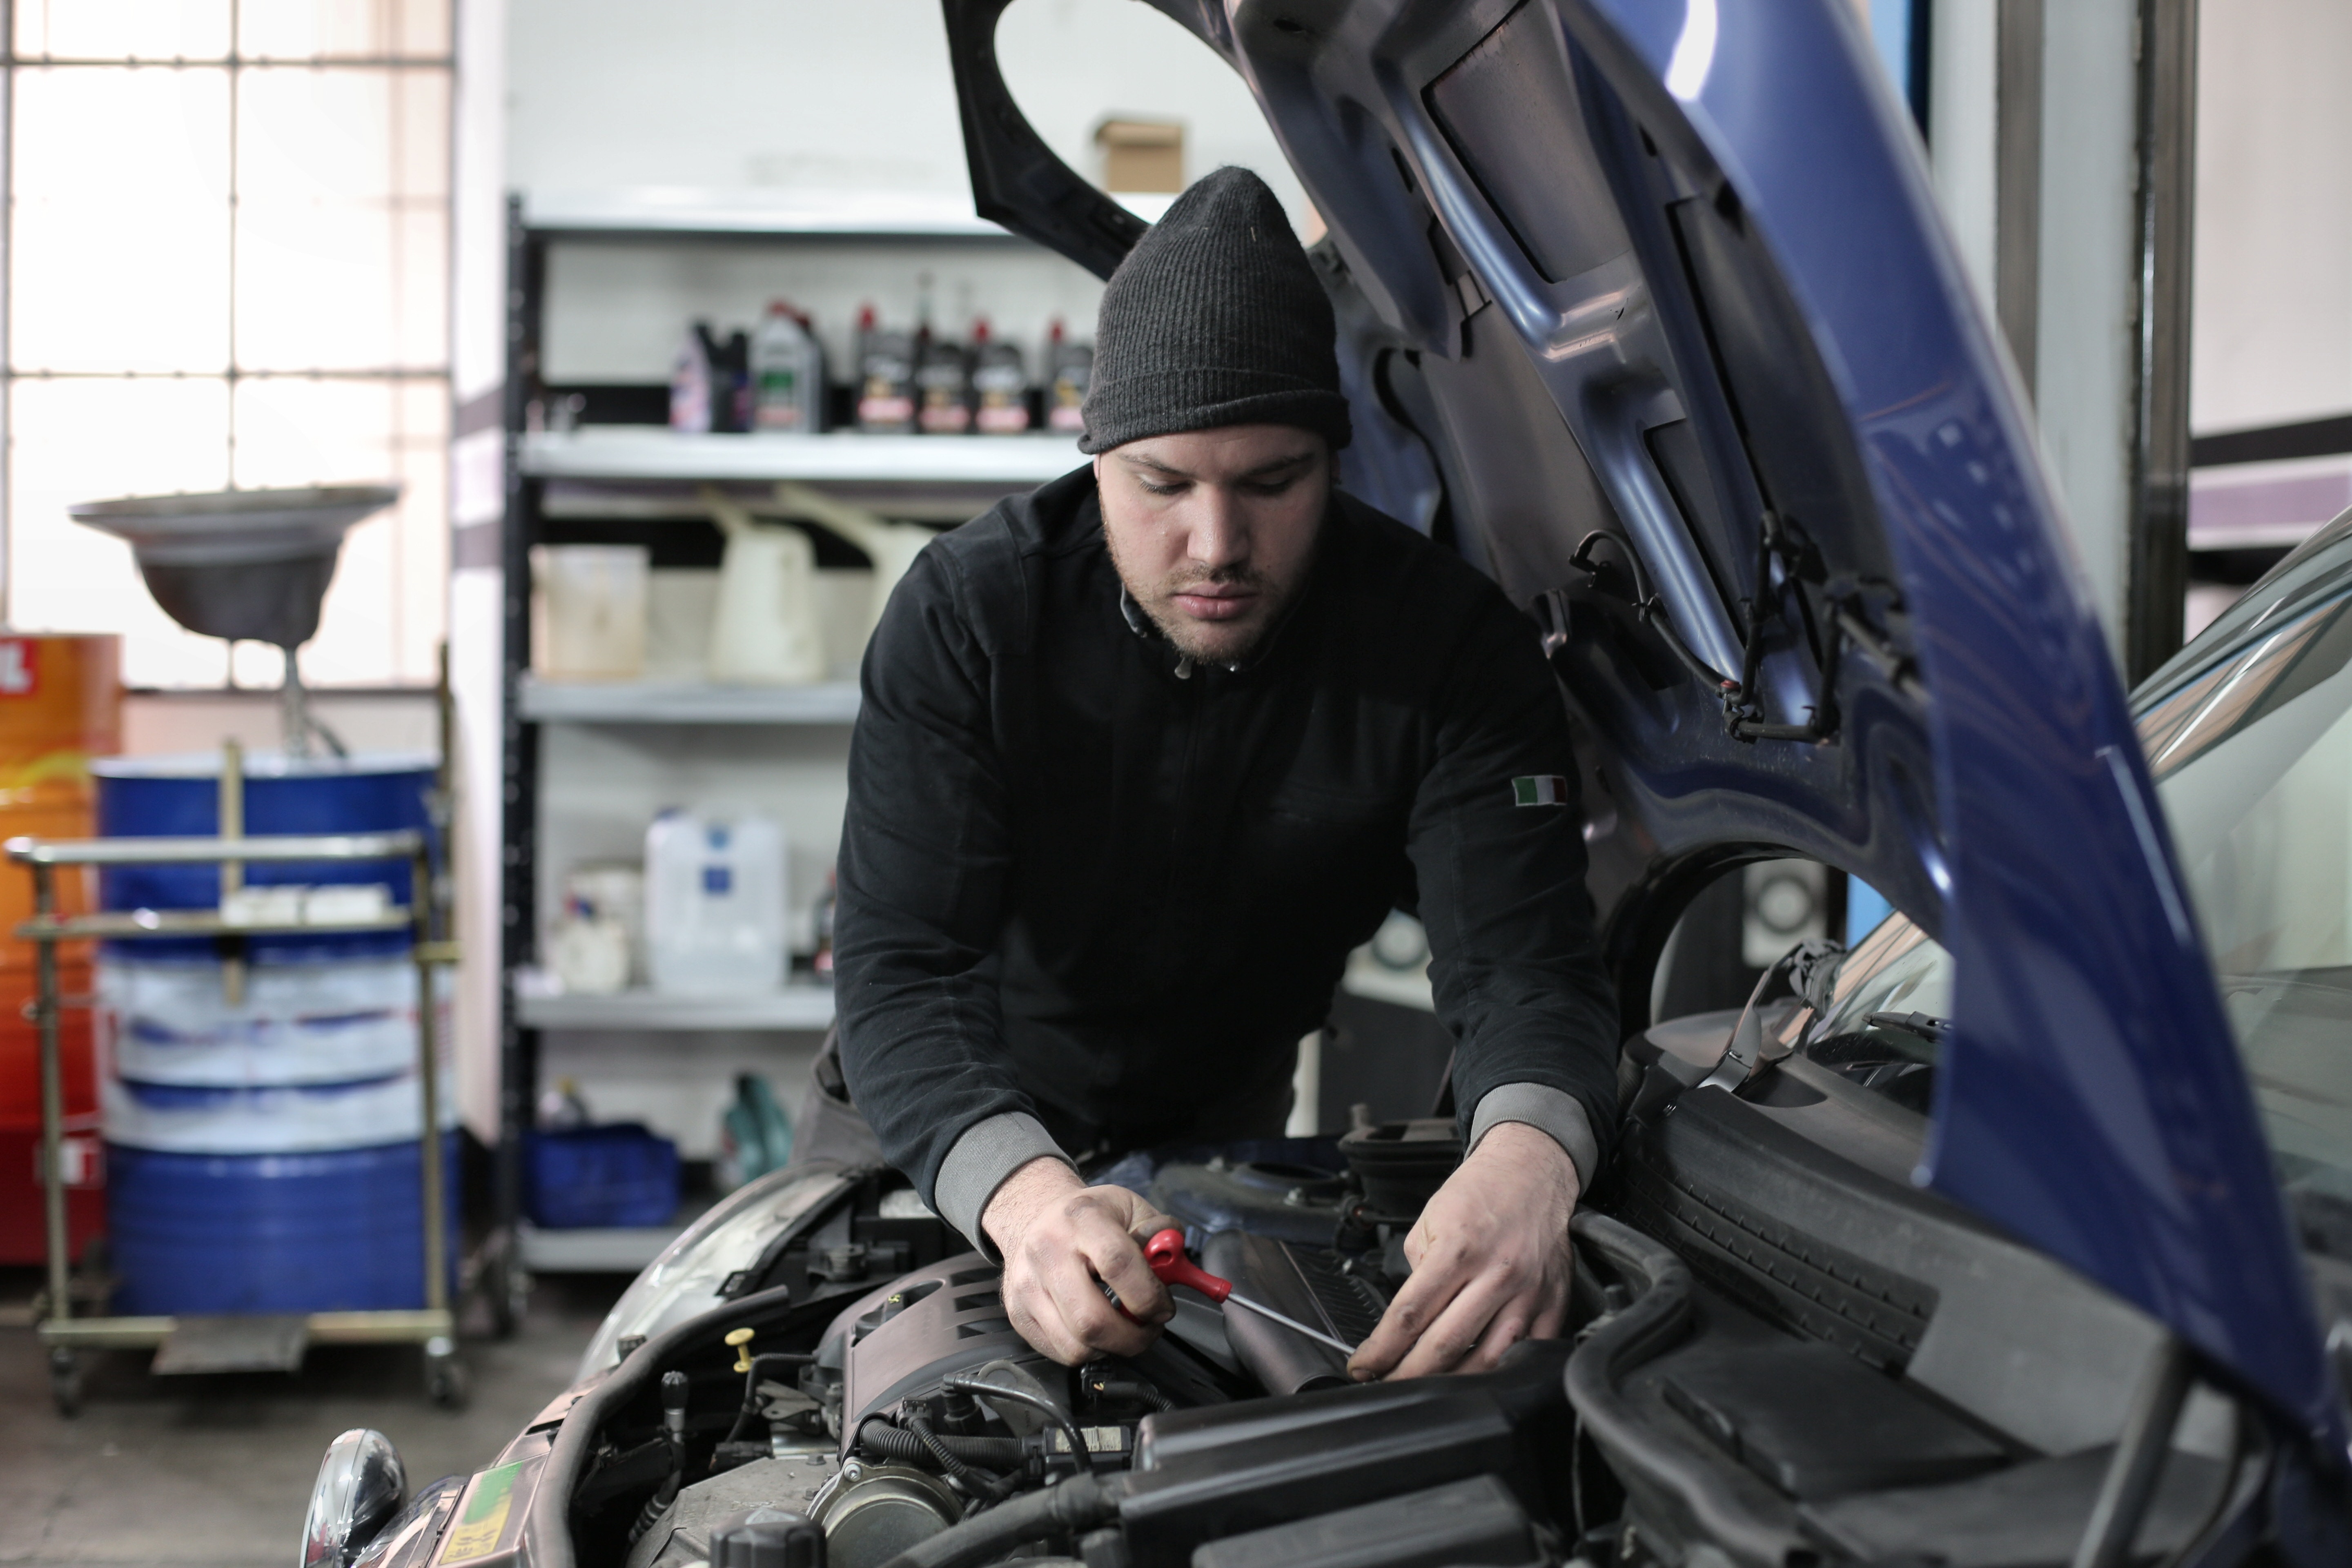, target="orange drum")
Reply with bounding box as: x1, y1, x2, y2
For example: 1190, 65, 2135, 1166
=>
0, 634, 120, 810
0, 1116, 103, 1264
0, 635, 116, 1261
0, 635, 118, 967
0, 961, 93, 1122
